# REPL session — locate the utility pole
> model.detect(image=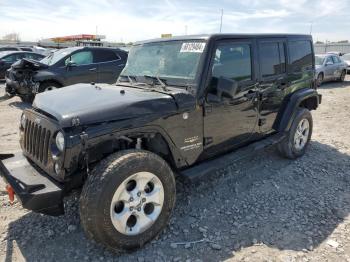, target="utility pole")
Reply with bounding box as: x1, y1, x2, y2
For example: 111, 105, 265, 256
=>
219, 9, 223, 33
